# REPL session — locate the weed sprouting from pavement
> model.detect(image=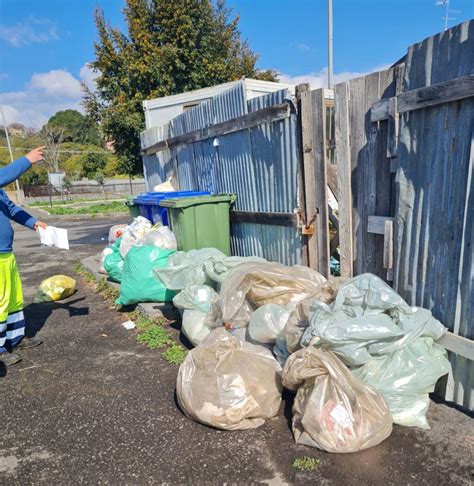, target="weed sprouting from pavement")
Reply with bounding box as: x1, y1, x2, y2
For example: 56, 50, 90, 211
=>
162, 343, 187, 364
292, 457, 321, 472
74, 262, 96, 283
137, 326, 173, 349
74, 261, 186, 365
